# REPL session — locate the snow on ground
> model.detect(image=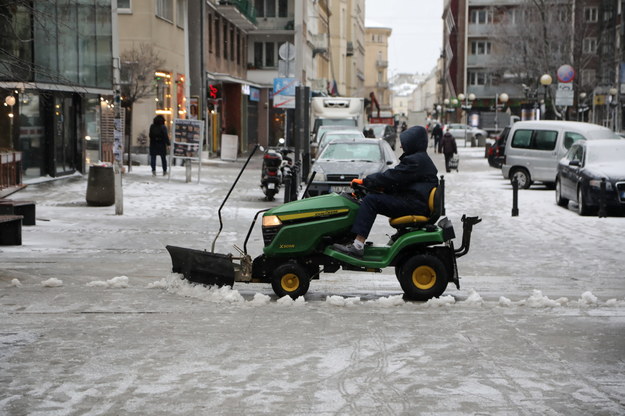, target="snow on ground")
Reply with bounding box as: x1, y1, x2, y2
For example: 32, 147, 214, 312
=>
1, 145, 624, 415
